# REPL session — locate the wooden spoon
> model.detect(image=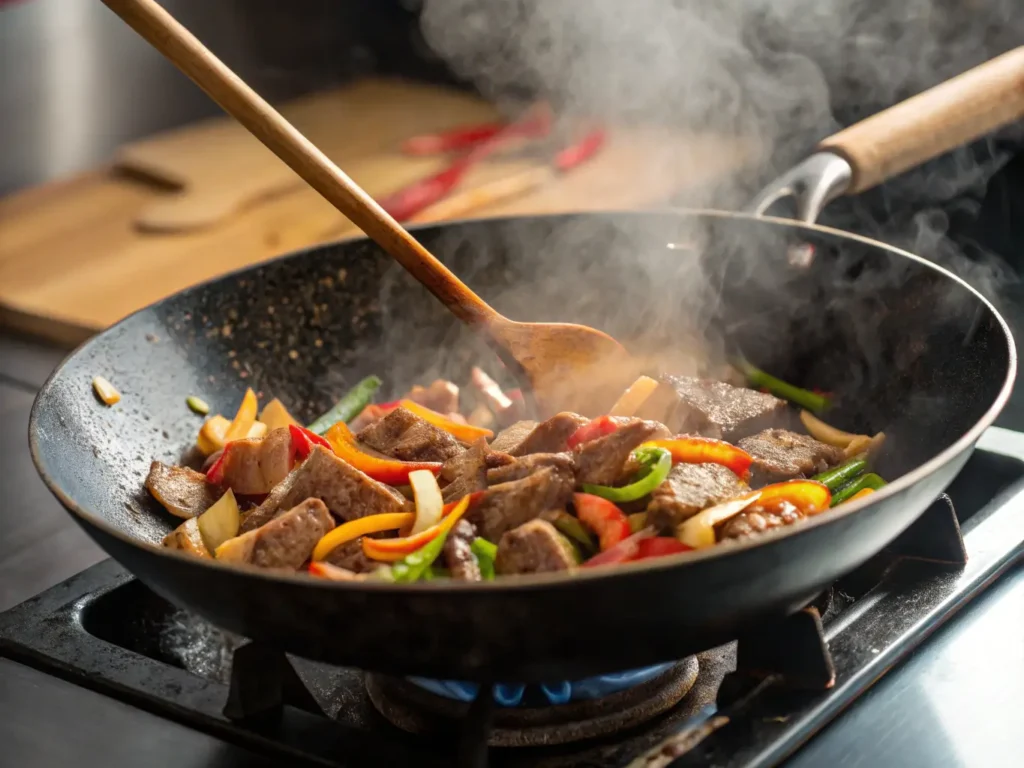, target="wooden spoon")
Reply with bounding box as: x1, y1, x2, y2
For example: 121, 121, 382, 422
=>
100, 0, 629, 415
